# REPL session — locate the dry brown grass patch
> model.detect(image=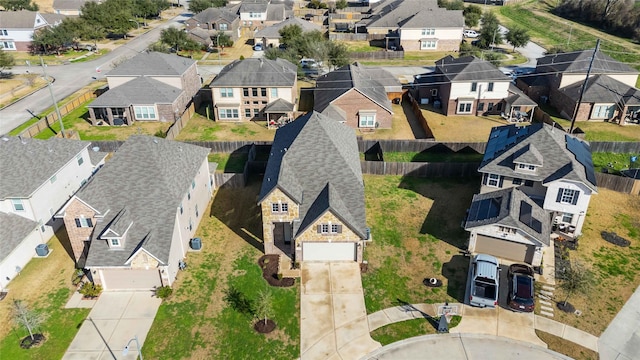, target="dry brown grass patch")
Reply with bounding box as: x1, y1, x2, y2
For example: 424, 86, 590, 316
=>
536, 330, 598, 360
421, 107, 511, 142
